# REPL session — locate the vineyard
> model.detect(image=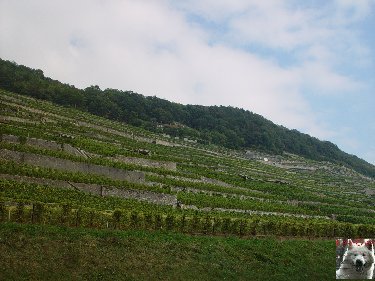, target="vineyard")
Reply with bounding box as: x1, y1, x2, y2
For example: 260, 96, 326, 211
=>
1, 89, 374, 239
1, 89, 375, 280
